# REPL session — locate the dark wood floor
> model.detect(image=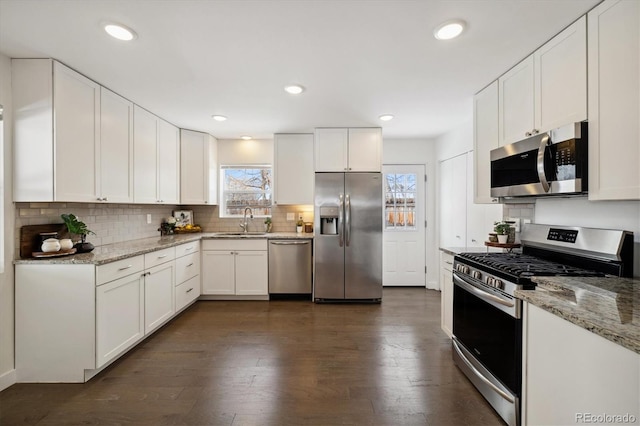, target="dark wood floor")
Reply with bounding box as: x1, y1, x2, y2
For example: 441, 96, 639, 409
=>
0, 288, 503, 425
